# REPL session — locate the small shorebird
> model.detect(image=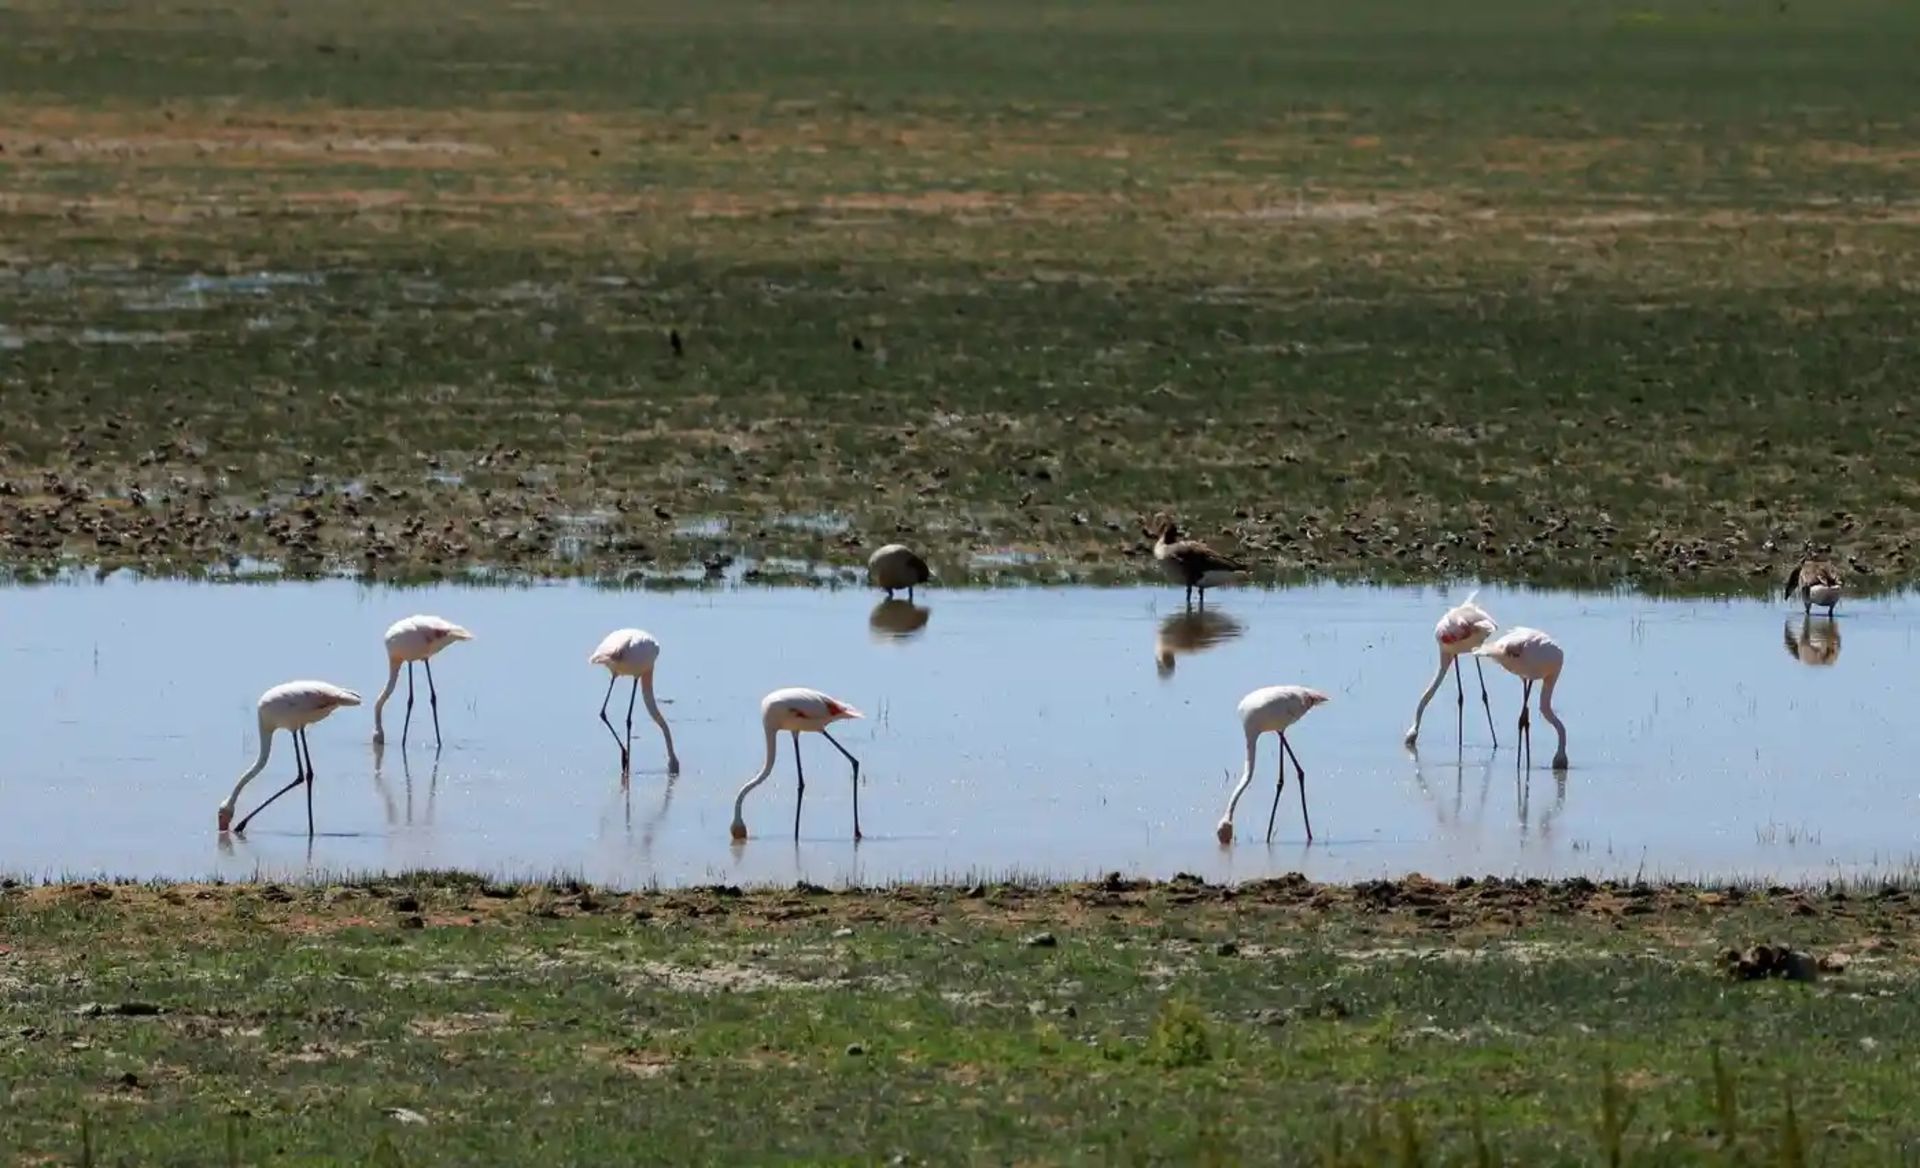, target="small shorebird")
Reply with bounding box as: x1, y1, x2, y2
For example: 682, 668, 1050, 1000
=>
373, 614, 473, 749
1150, 517, 1249, 607
589, 628, 680, 776
1471, 628, 1569, 771
730, 688, 865, 842
218, 681, 363, 836
868, 543, 931, 601
1782, 551, 1842, 617
1404, 591, 1500, 748
1216, 685, 1330, 844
